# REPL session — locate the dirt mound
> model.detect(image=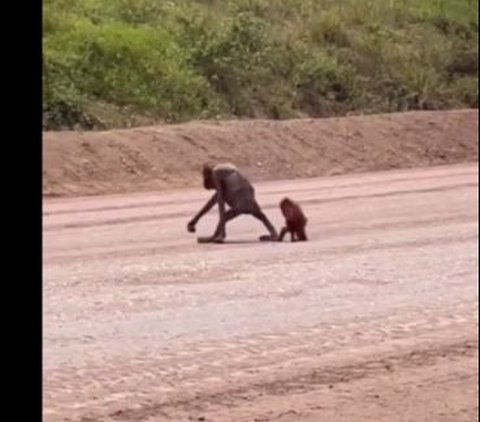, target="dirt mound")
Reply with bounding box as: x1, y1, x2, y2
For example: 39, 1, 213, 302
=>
43, 109, 478, 197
